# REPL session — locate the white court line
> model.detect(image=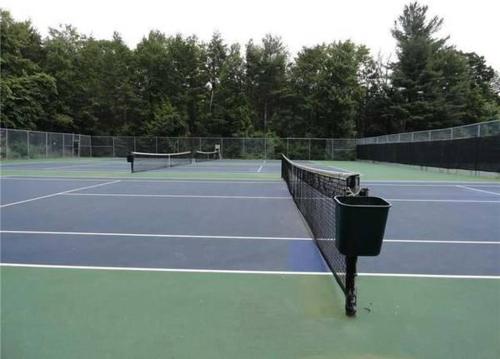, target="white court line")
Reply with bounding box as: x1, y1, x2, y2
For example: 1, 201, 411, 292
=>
2, 230, 497, 245
325, 164, 362, 175
1, 177, 109, 182
62, 193, 289, 200
456, 185, 500, 196
62, 193, 500, 203
257, 160, 266, 173
365, 180, 500, 185
0, 176, 283, 184
385, 198, 500, 203
0, 263, 326, 275
0, 230, 312, 241
1, 263, 498, 280
0, 180, 121, 208
384, 239, 499, 245
41, 163, 106, 170
359, 273, 500, 280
